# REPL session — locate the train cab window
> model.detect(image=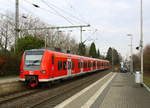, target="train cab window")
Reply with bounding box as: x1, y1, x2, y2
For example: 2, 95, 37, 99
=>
58, 61, 62, 70
52, 55, 54, 64
63, 61, 67, 70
